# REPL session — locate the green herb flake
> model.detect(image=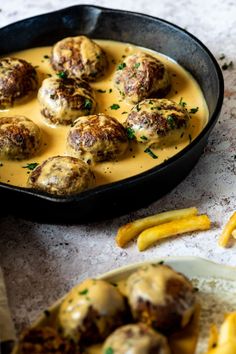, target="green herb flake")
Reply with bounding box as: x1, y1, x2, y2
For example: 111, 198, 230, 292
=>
140, 135, 148, 141
79, 289, 88, 295
109, 88, 113, 93
127, 127, 135, 140
189, 107, 199, 114
122, 111, 128, 114
144, 148, 158, 159
110, 103, 120, 110
57, 71, 67, 79
222, 61, 233, 70
167, 115, 176, 129
158, 260, 164, 265
136, 105, 141, 112
22, 162, 39, 171
117, 62, 126, 70
34, 65, 39, 69
219, 54, 225, 60
134, 62, 140, 69
105, 347, 114, 354
44, 310, 50, 317
44, 55, 50, 59
84, 99, 93, 110
179, 97, 187, 107
97, 89, 106, 93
